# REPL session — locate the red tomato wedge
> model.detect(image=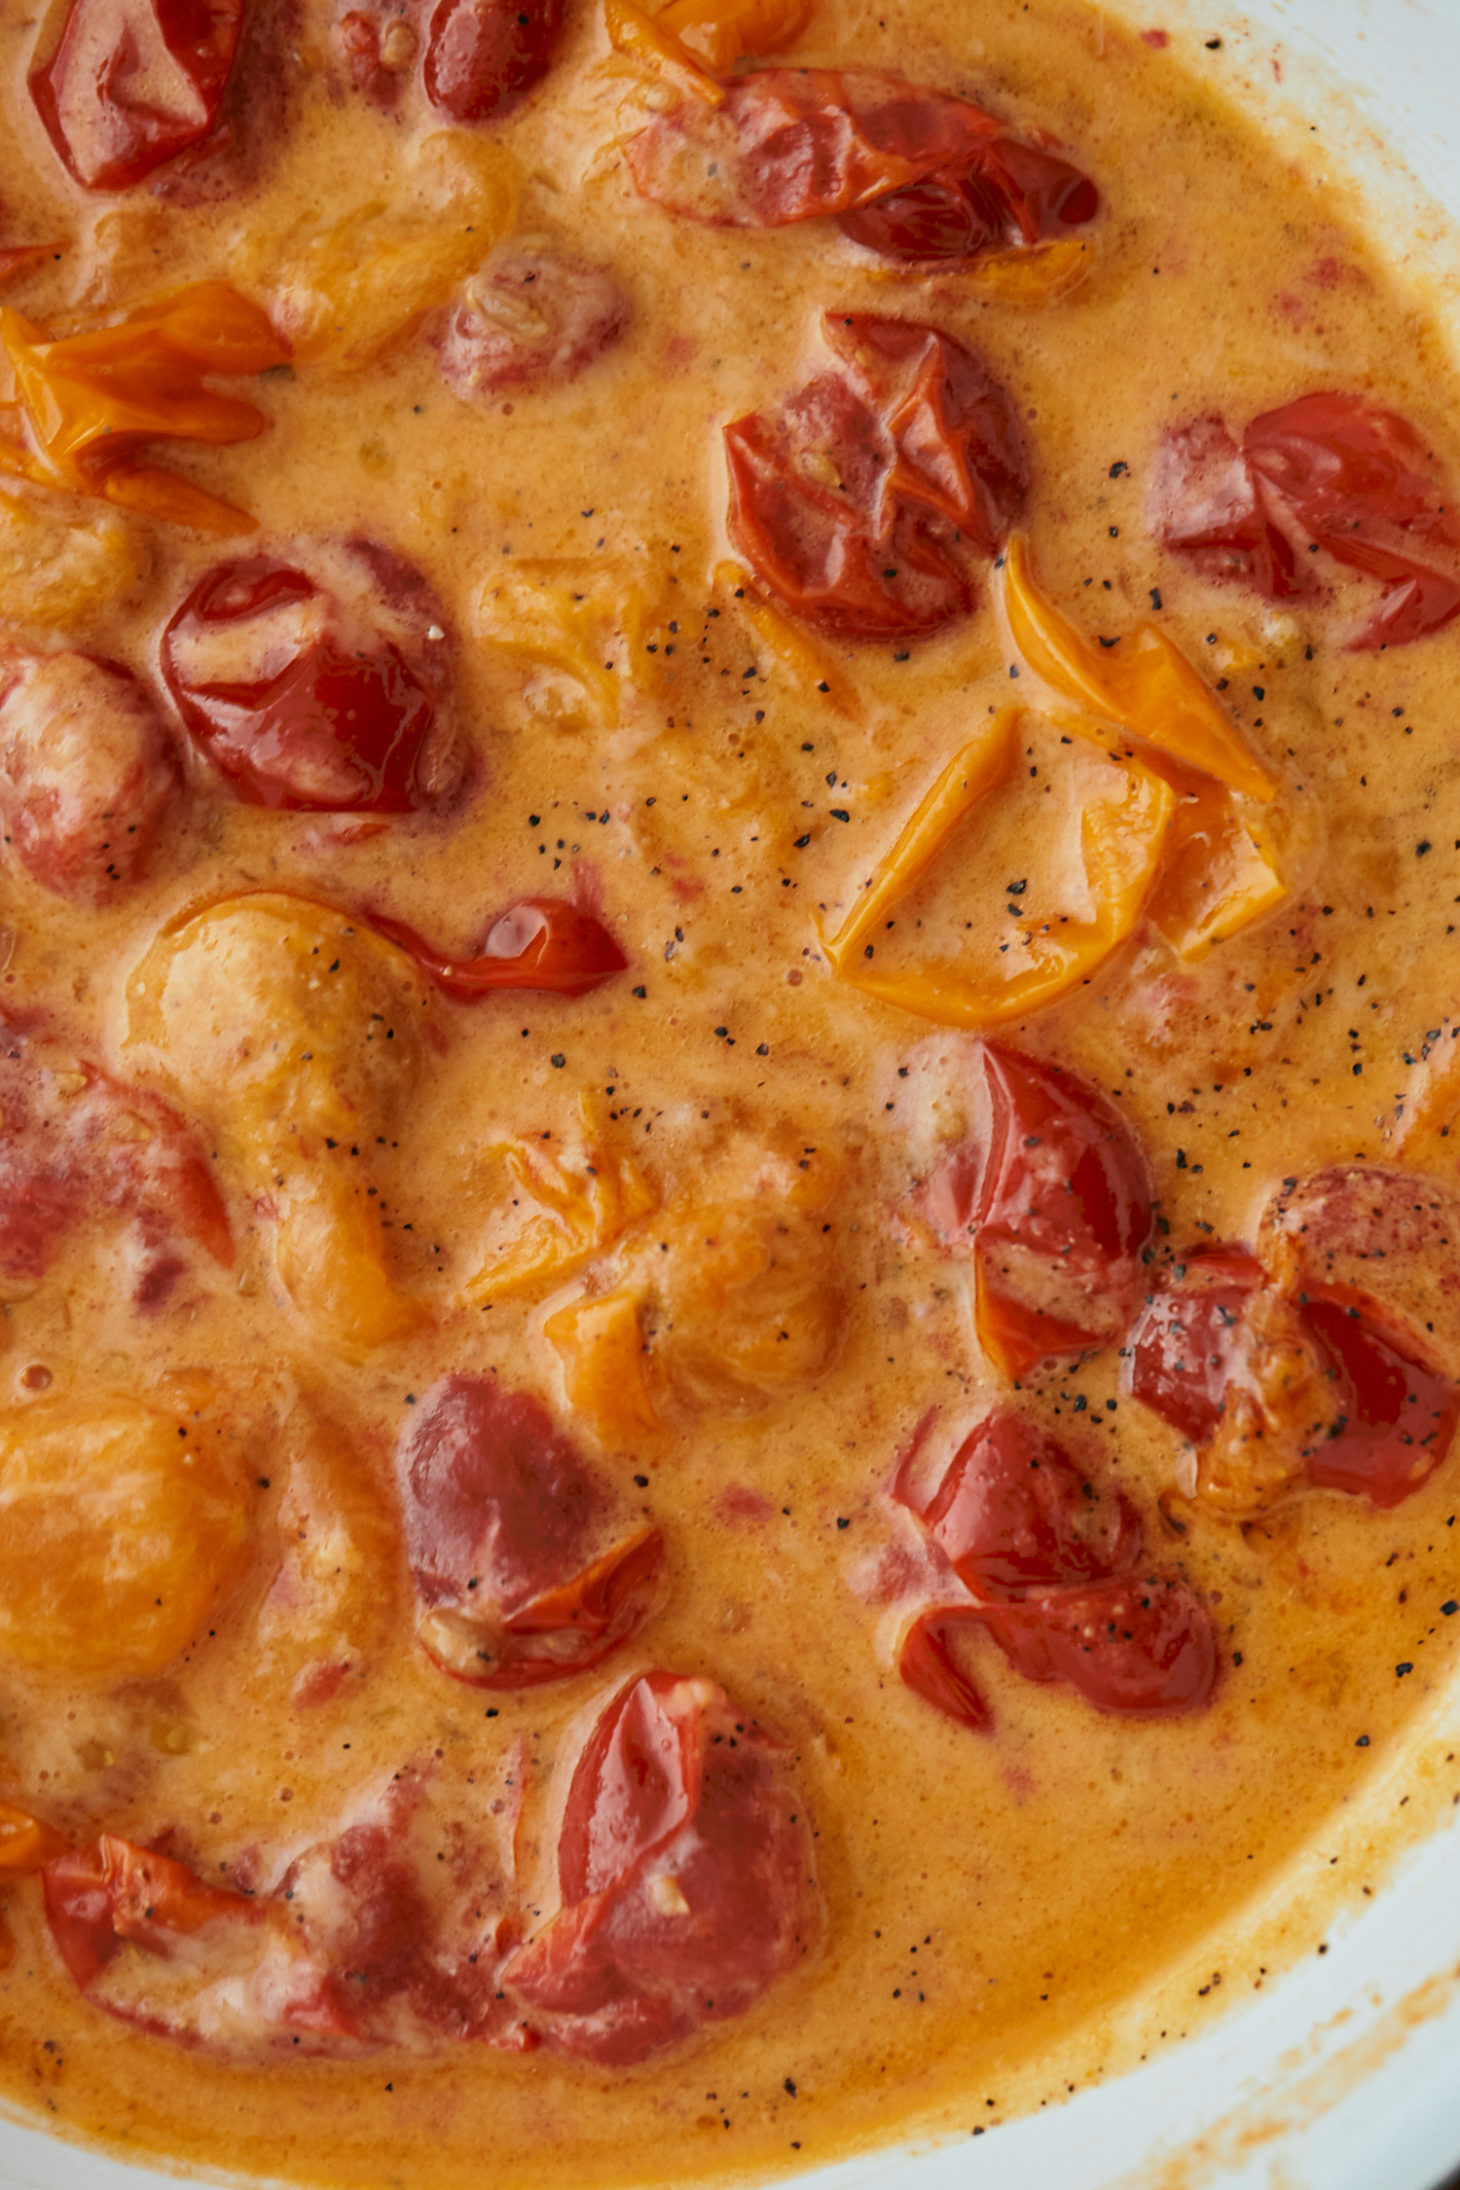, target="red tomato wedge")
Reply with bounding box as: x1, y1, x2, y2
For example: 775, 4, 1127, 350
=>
1155, 393, 1460, 649
625, 67, 1098, 265
423, 0, 566, 121
43, 1835, 263, 1991
725, 313, 1024, 639
920, 1043, 1153, 1378
503, 1671, 817, 2062
976, 1576, 1219, 1717
0, 1024, 234, 1291
373, 900, 629, 998
29, 0, 247, 192
160, 544, 456, 812
396, 1377, 663, 1687
902, 1409, 1143, 1597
